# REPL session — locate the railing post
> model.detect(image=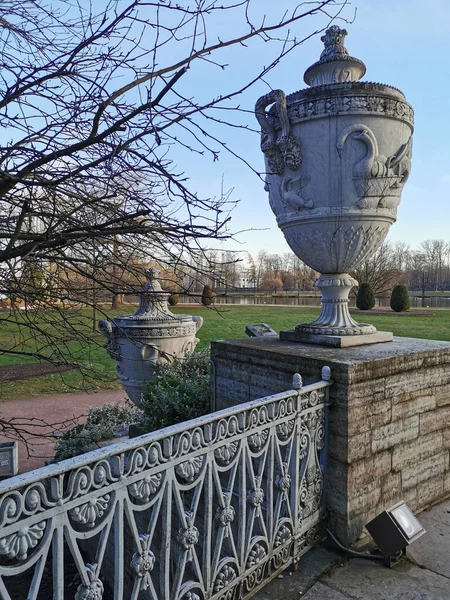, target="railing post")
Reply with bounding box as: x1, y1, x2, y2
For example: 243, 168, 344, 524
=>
292, 372, 303, 566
